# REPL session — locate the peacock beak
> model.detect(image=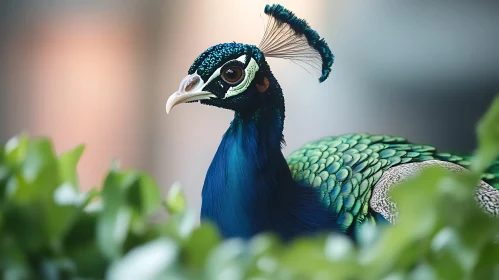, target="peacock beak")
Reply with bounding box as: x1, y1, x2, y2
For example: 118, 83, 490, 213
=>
166, 73, 217, 114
